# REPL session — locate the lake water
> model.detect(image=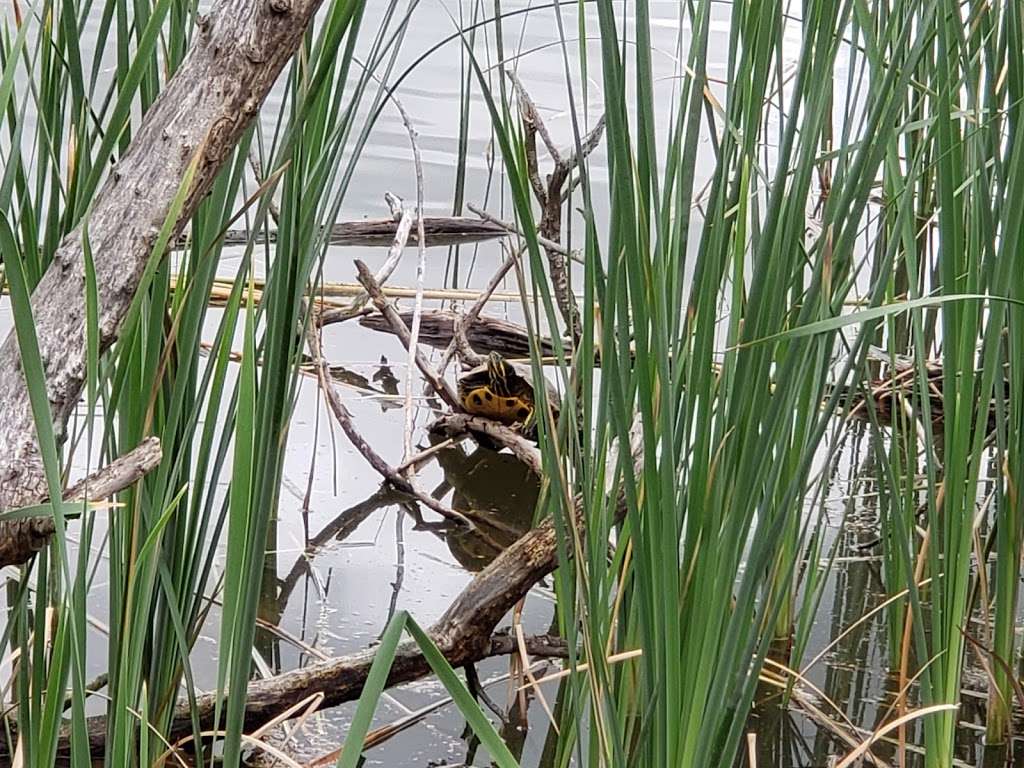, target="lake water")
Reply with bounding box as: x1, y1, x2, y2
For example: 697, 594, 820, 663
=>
0, 0, 1015, 765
